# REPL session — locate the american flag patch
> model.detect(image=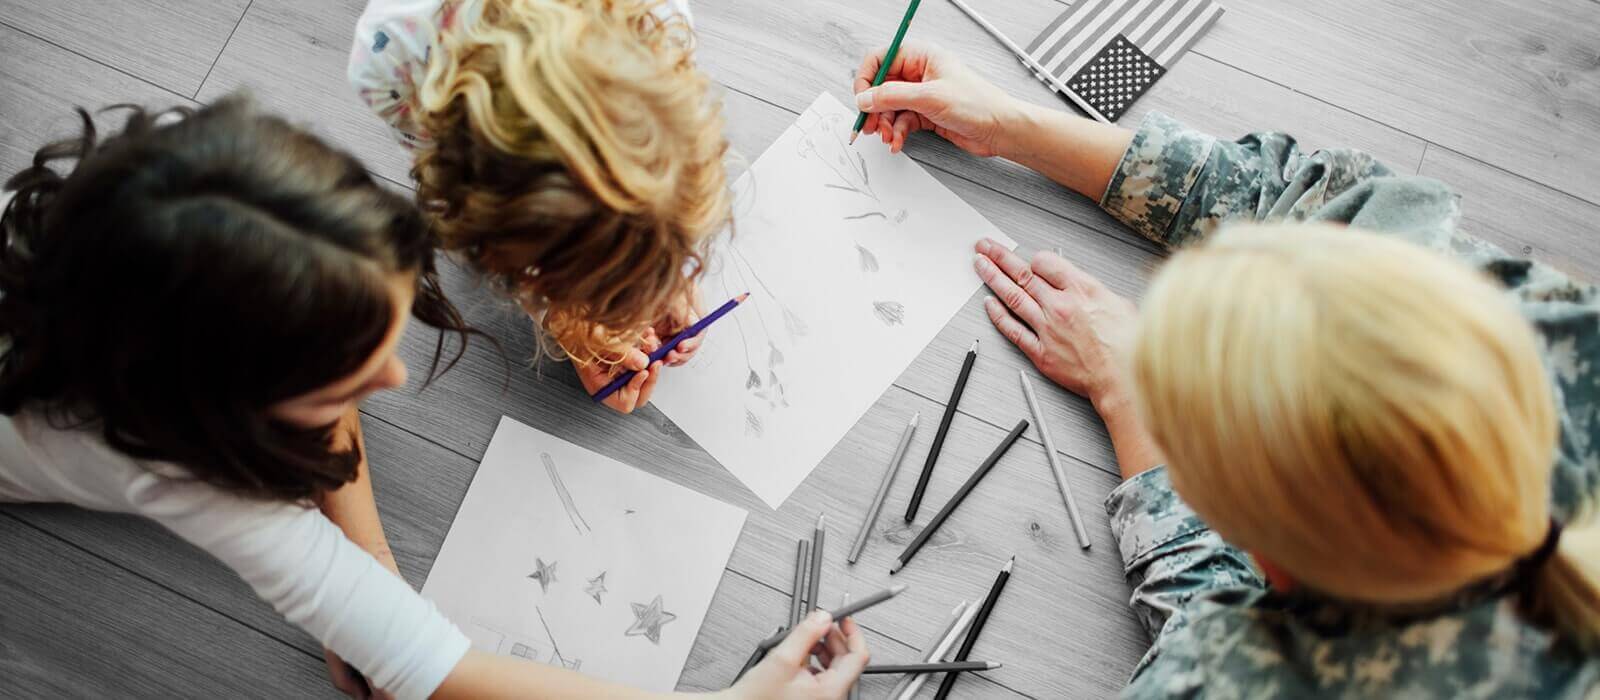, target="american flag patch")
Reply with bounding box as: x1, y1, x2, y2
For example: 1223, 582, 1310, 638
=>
1027, 0, 1224, 122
